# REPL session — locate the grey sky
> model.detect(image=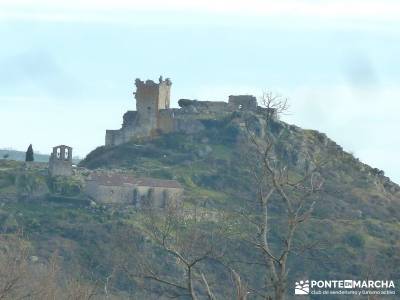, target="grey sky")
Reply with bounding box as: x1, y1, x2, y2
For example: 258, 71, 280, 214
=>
0, 1, 399, 183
